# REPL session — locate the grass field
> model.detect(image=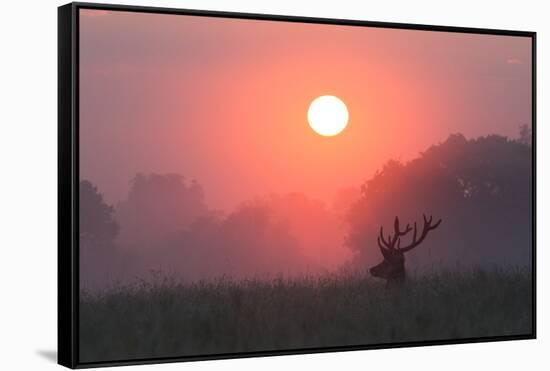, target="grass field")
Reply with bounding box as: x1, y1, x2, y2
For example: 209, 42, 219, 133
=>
79, 268, 532, 363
